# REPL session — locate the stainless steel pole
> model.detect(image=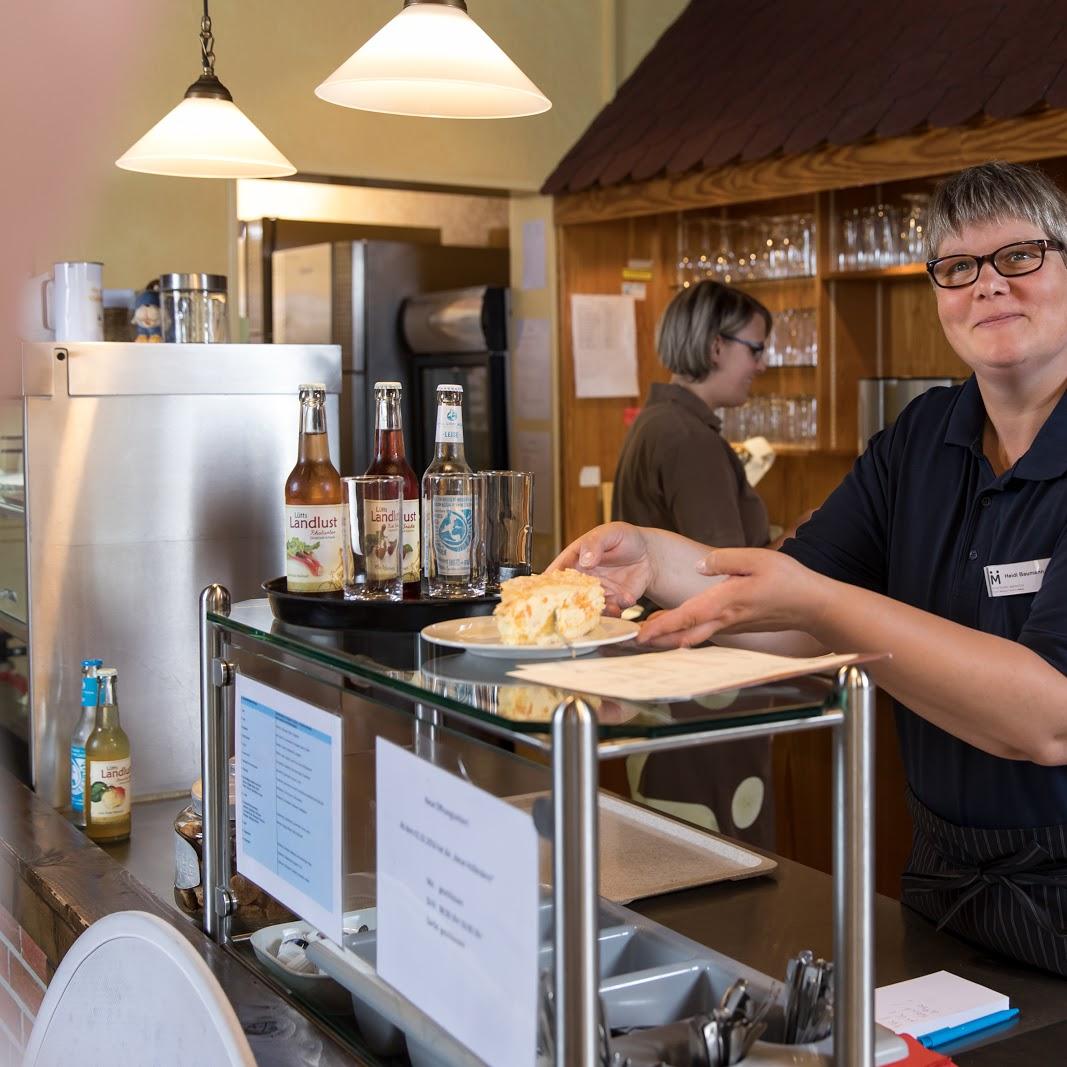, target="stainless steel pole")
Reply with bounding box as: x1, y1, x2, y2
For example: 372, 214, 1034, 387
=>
833, 666, 875, 1067
199, 583, 232, 943
551, 697, 599, 1067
